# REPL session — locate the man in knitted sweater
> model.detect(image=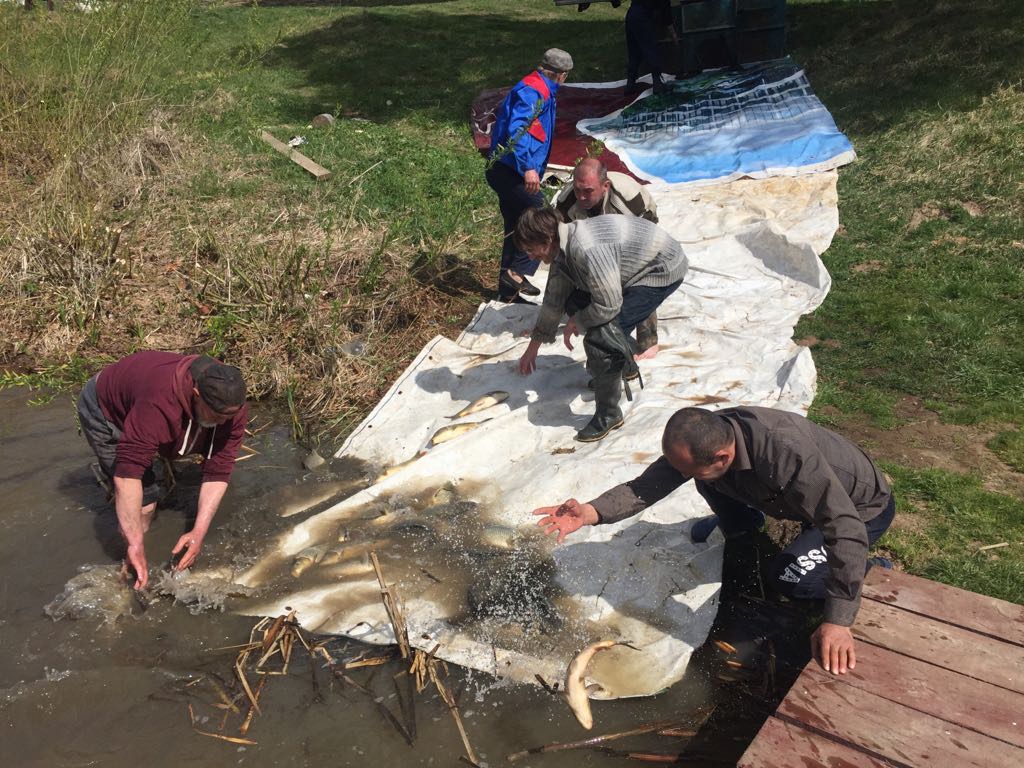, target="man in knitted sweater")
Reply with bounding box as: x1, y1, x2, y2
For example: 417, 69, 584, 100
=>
552, 158, 662, 358
515, 207, 686, 441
